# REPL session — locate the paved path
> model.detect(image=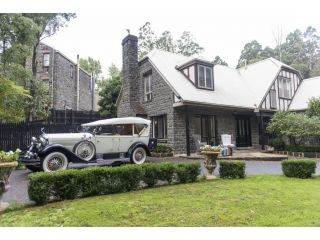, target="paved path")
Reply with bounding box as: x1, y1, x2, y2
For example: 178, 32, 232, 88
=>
2, 160, 320, 204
